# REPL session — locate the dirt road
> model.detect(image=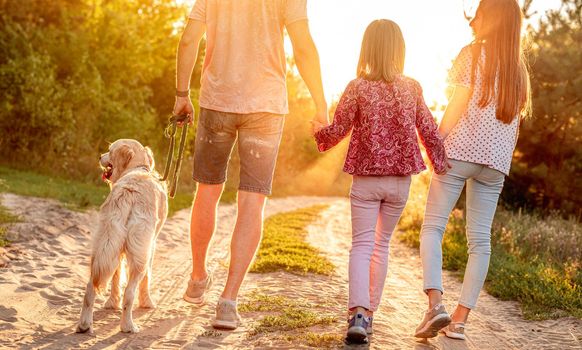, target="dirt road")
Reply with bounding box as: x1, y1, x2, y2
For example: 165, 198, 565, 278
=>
0, 194, 579, 349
